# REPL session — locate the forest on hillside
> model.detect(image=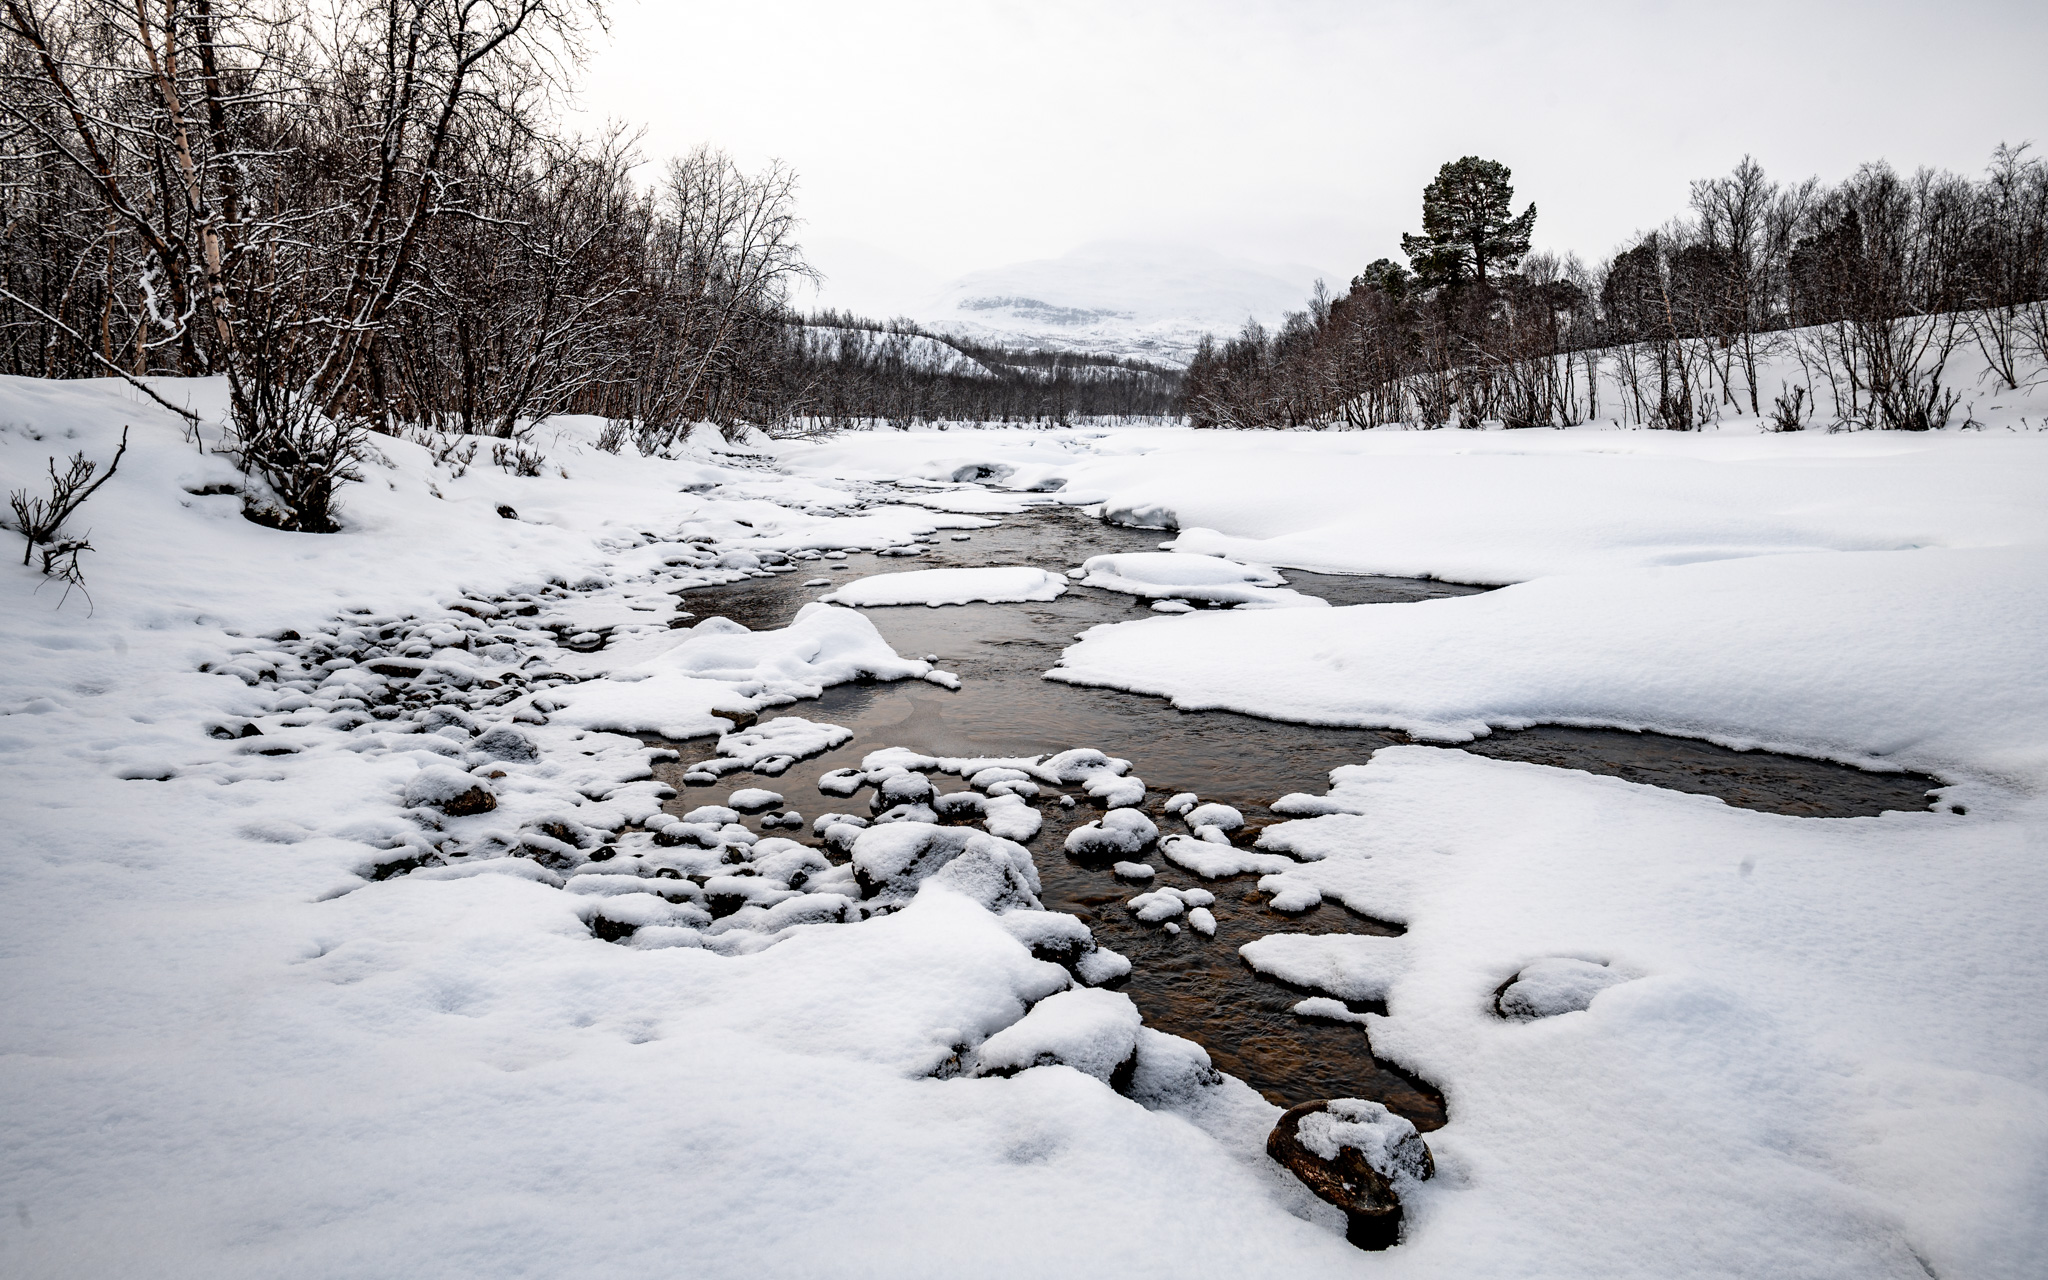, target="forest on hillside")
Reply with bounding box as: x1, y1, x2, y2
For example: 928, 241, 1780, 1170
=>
1186, 150, 2048, 432
0, 0, 1171, 534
